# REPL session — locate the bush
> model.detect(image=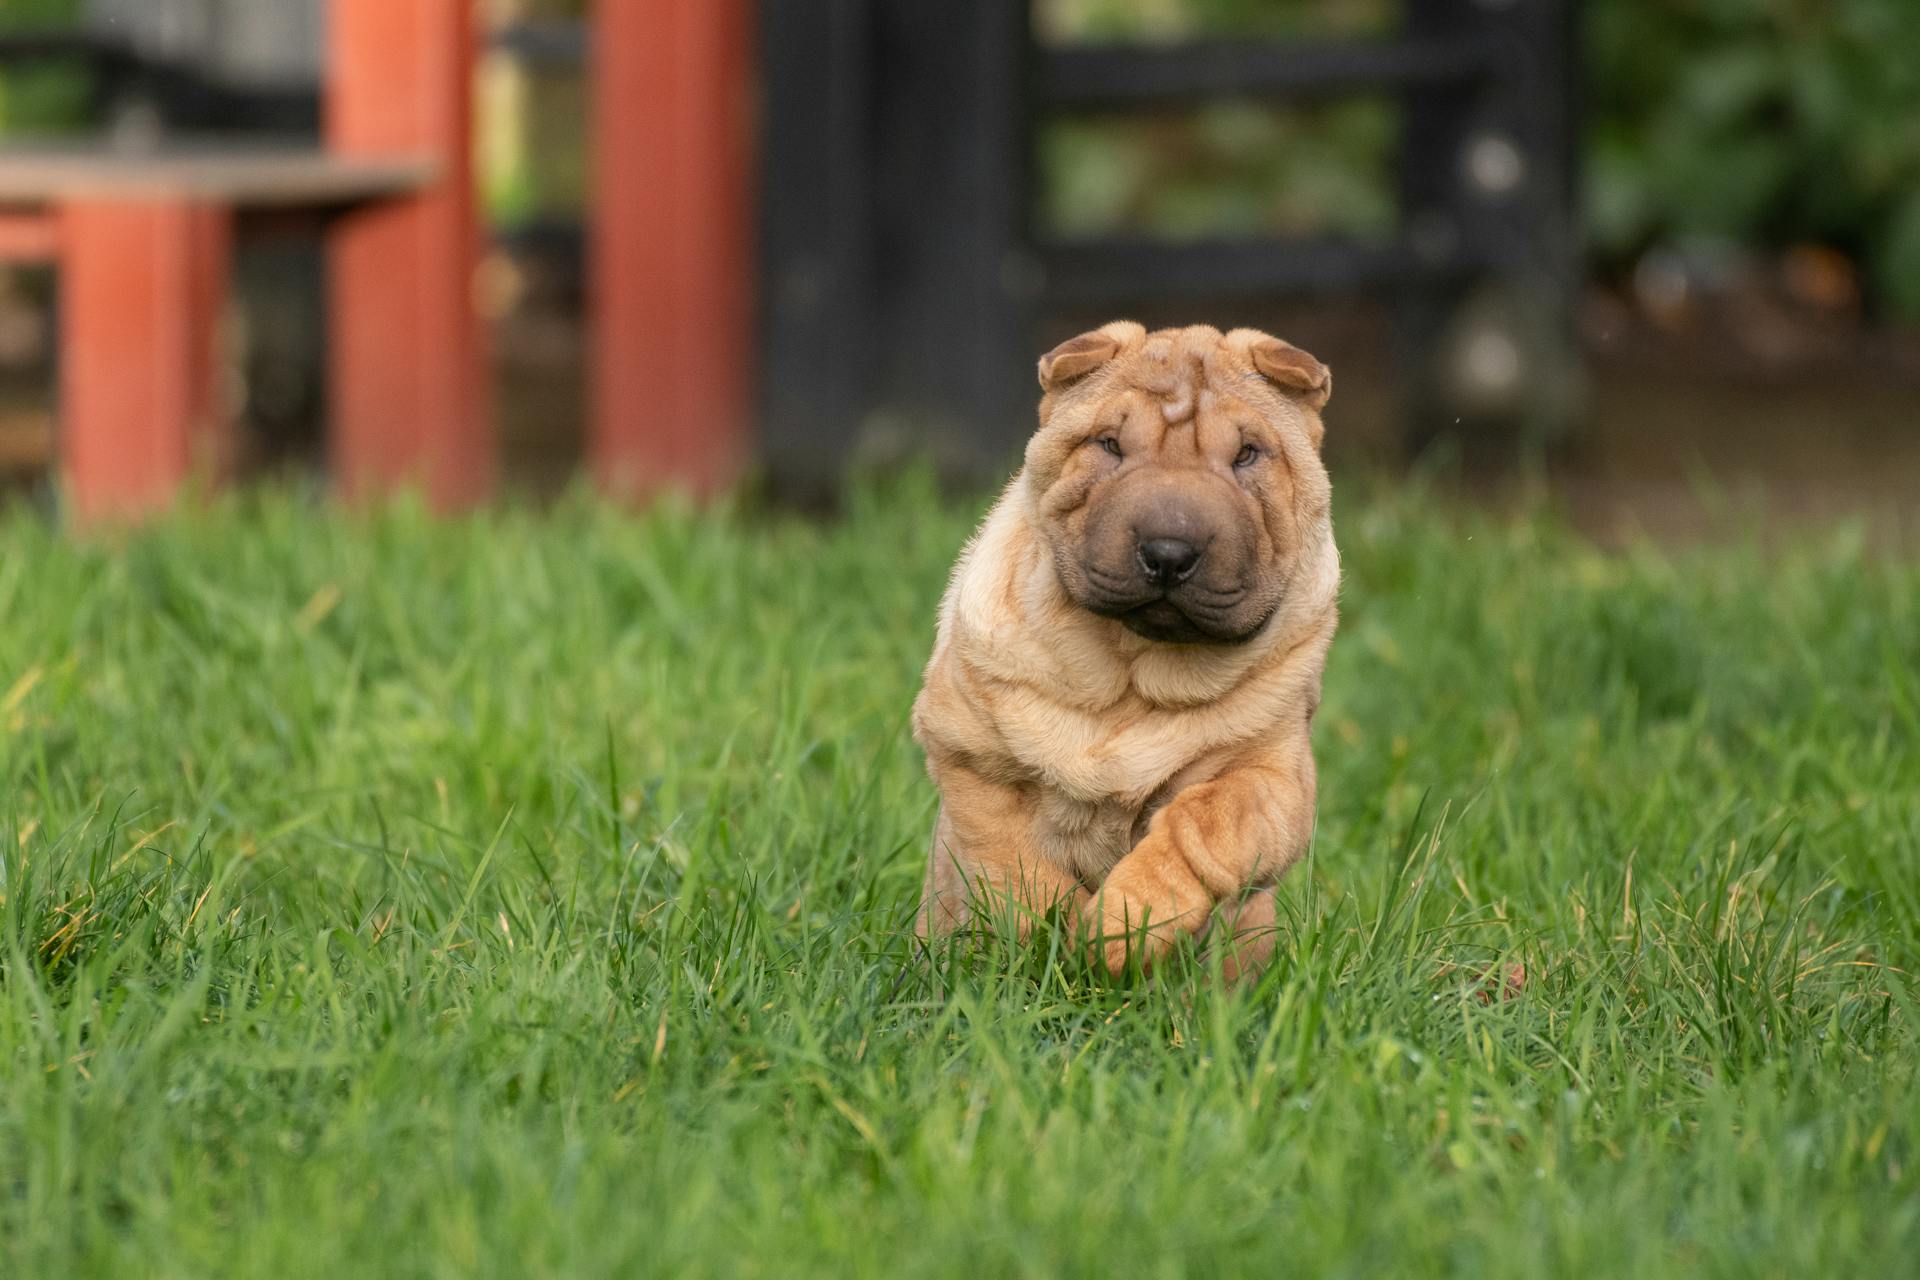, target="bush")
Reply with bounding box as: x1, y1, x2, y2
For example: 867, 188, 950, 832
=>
1564, 0, 1920, 316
